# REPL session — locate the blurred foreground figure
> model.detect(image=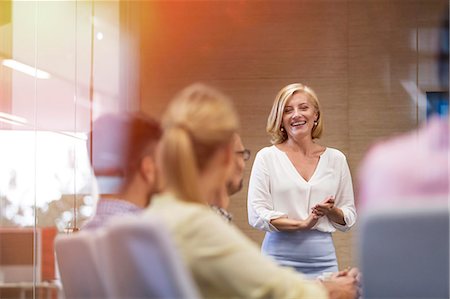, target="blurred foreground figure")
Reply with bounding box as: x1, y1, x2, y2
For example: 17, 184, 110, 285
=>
358, 115, 449, 210
209, 133, 250, 222
357, 115, 449, 299
143, 83, 358, 299
83, 113, 161, 230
